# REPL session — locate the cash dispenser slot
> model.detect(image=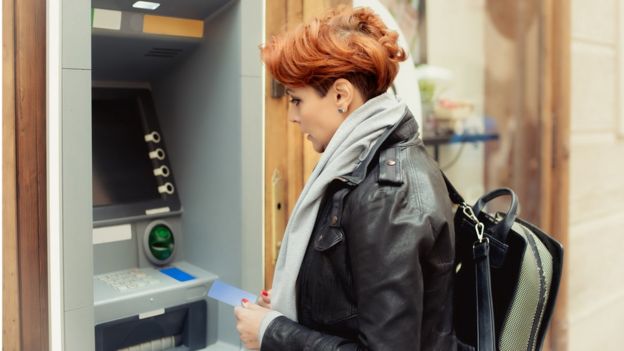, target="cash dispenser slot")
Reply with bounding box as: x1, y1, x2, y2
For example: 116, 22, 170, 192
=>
95, 300, 207, 351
